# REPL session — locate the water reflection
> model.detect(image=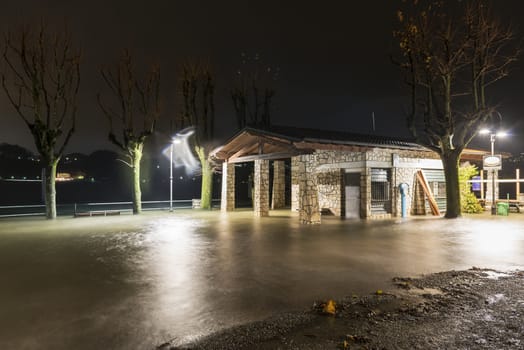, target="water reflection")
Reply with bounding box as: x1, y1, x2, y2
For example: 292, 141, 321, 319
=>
0, 212, 523, 349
